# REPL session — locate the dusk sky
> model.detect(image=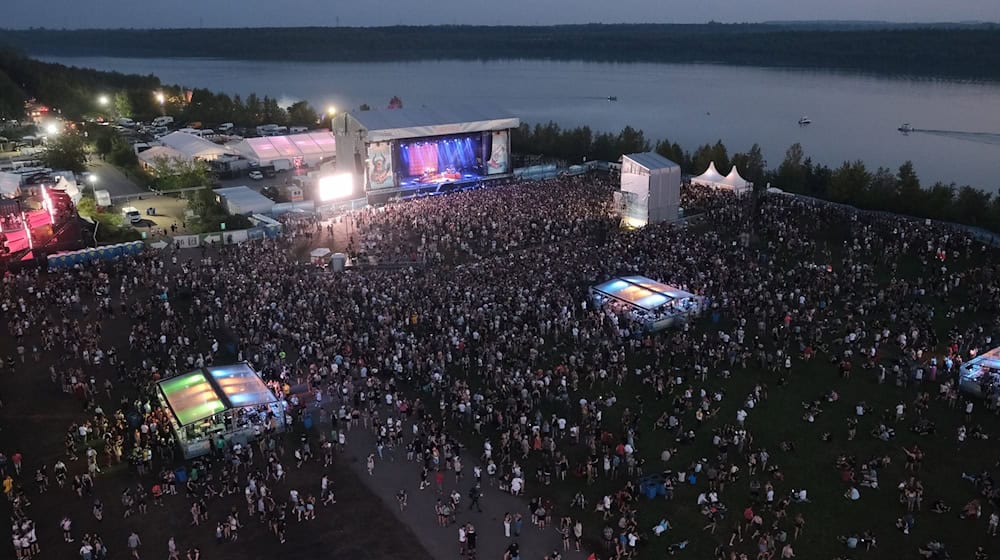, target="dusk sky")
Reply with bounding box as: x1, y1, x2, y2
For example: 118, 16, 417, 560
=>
4, 0, 999, 28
